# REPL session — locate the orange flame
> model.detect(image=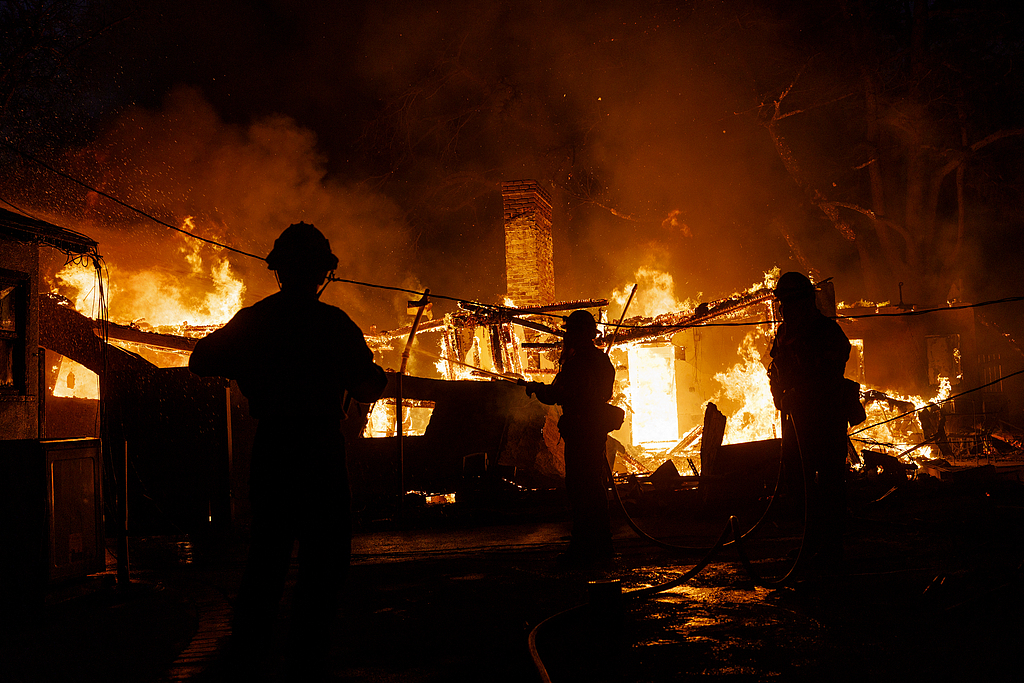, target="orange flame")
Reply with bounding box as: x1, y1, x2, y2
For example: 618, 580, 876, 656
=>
709, 328, 778, 445
53, 217, 245, 330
